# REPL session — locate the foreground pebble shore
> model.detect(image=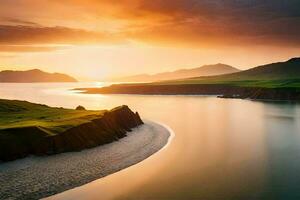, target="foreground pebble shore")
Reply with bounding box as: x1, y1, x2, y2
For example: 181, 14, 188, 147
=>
0, 121, 171, 200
